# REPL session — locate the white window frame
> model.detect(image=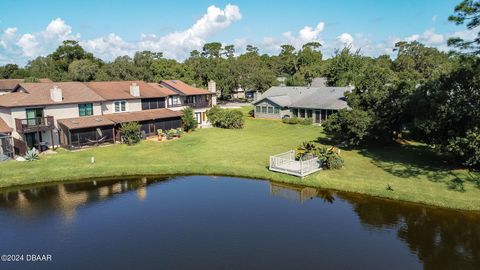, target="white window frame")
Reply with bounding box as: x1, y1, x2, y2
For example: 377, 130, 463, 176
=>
113, 100, 128, 113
